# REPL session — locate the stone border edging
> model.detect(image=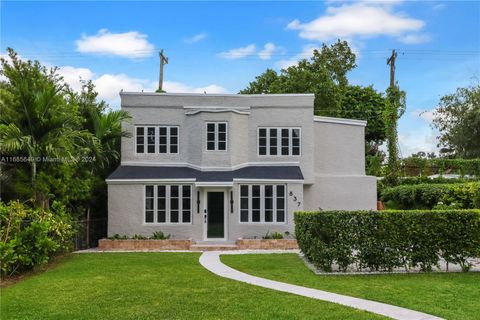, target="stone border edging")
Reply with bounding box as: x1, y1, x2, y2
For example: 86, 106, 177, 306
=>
199, 251, 443, 320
